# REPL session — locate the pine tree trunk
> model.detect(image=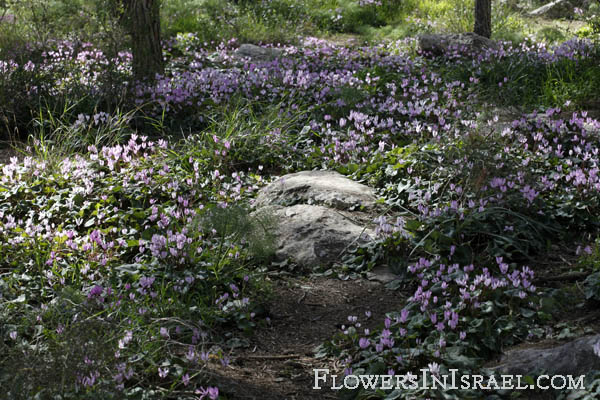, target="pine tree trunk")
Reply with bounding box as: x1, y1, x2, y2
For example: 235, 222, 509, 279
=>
474, 0, 492, 38
124, 0, 164, 82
